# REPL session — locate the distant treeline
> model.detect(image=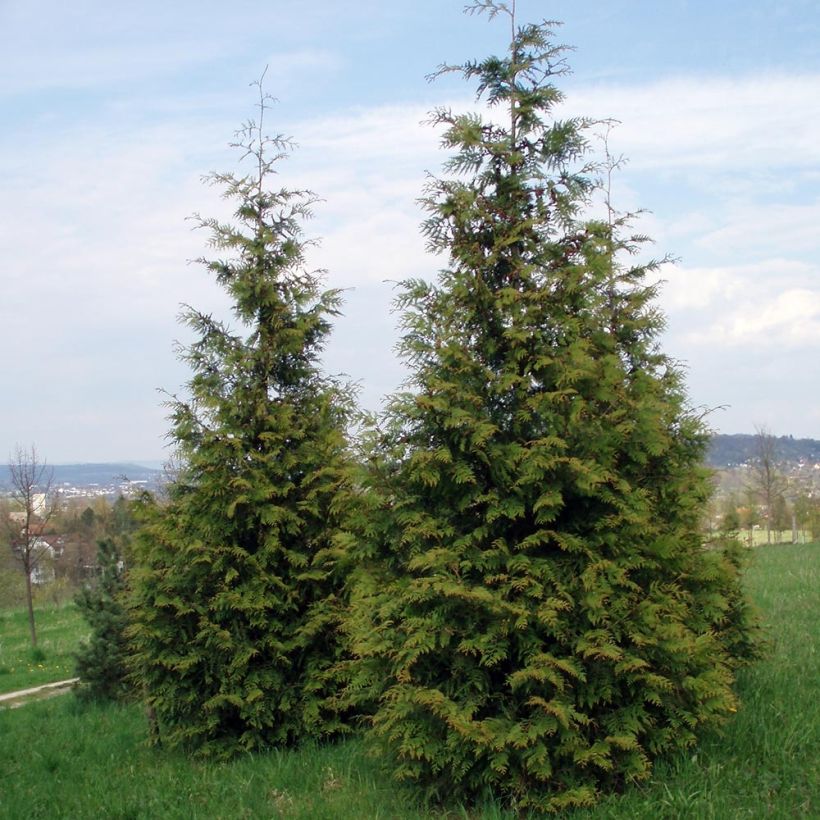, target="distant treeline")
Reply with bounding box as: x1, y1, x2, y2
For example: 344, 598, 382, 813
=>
707, 434, 820, 467
3, 444, 819, 486
2, 442, 819, 486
